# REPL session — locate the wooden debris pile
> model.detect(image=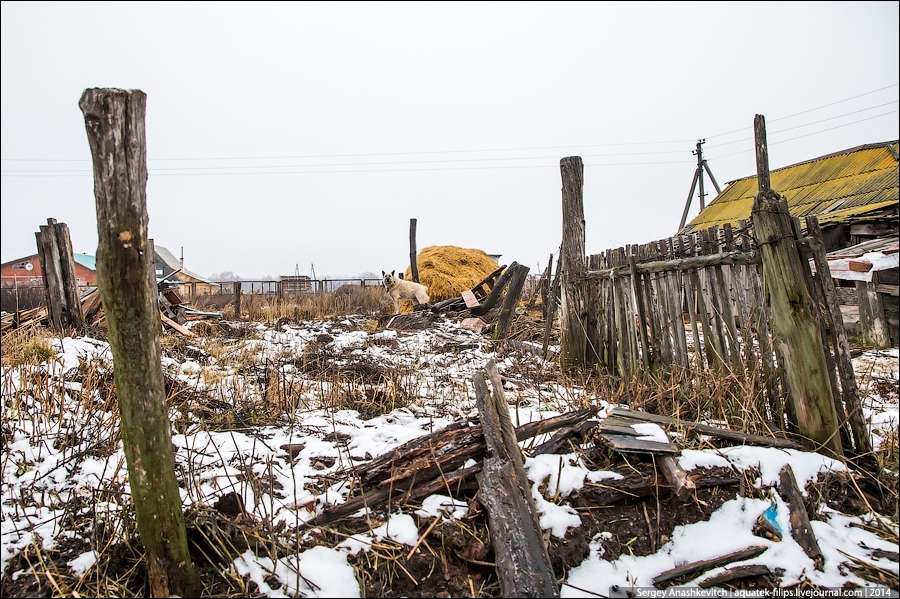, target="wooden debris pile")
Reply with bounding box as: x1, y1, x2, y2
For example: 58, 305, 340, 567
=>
1, 278, 221, 337
294, 359, 882, 593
